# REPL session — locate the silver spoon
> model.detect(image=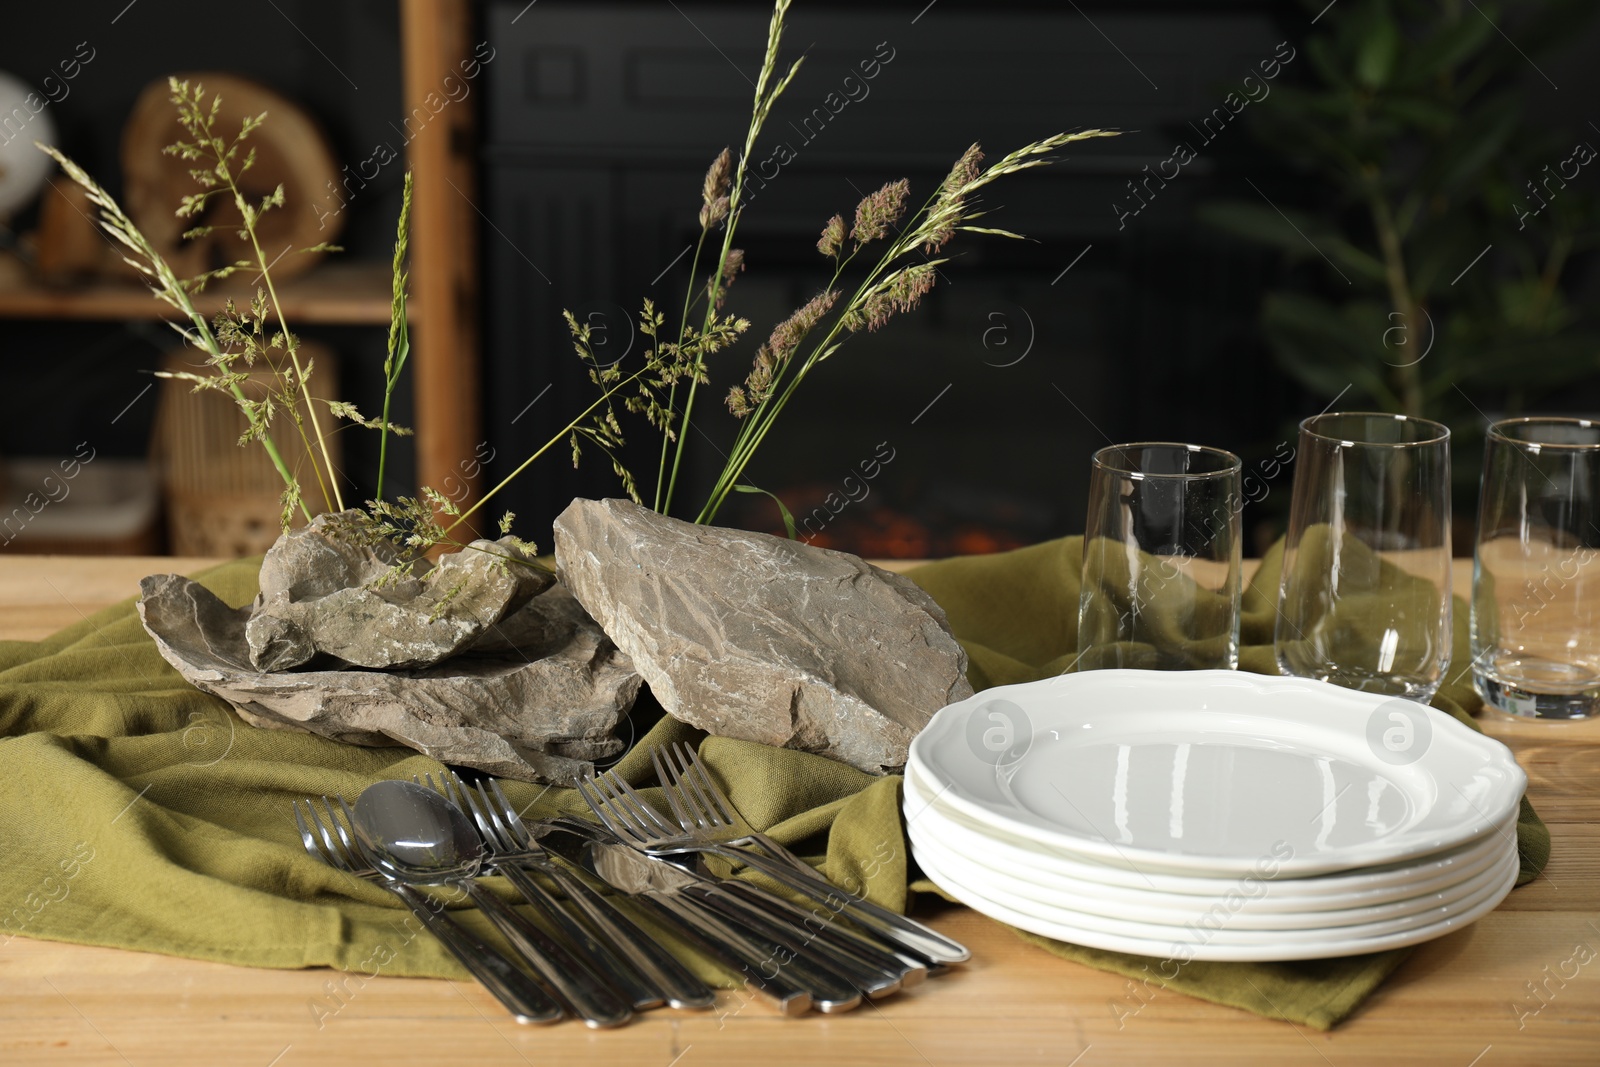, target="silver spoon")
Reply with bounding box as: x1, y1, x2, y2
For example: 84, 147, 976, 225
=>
351, 780, 633, 1029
